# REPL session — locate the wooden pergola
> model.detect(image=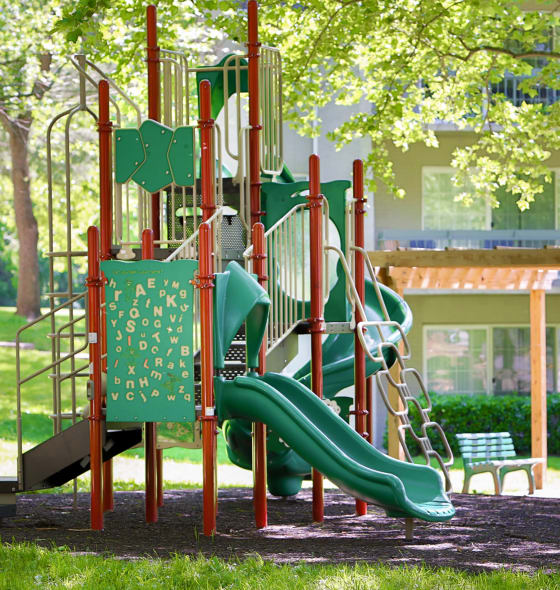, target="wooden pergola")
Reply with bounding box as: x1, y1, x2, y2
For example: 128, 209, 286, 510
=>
370, 247, 560, 488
